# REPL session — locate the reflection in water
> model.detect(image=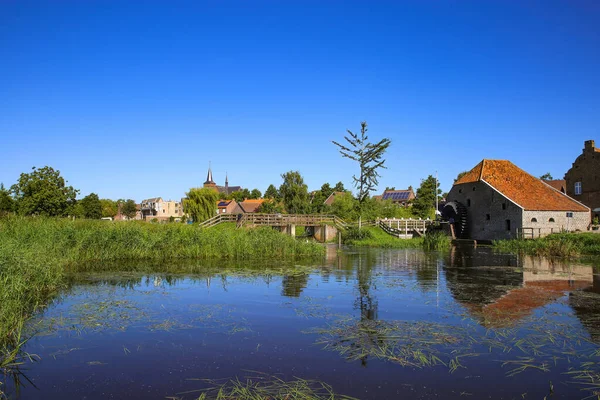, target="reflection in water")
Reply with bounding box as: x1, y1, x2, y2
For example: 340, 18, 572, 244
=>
5, 247, 600, 400
446, 246, 596, 328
